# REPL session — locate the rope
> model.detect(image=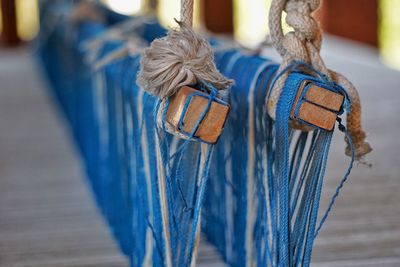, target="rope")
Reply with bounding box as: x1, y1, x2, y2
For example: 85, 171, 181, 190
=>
136, 1, 233, 265
181, 0, 194, 26
267, 0, 372, 159
138, 1, 232, 99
